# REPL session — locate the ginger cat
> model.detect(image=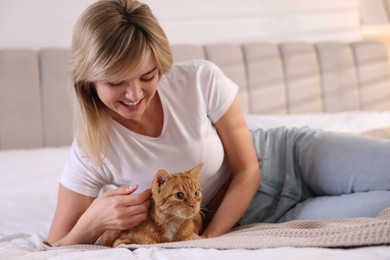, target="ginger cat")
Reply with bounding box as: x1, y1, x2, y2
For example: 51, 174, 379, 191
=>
100, 163, 203, 247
